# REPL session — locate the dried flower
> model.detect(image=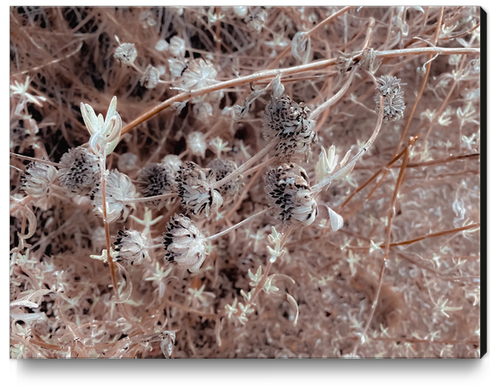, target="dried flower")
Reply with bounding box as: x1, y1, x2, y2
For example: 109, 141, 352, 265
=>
164, 214, 207, 272
80, 96, 122, 157
207, 158, 241, 200
113, 228, 150, 266
374, 75, 406, 122
176, 161, 223, 218
169, 36, 186, 57
21, 162, 58, 209
136, 163, 176, 210
140, 64, 159, 89
91, 170, 136, 223
264, 163, 318, 228
114, 38, 137, 66
162, 154, 182, 178
263, 95, 317, 162
58, 146, 100, 195
187, 131, 207, 158
181, 58, 217, 90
